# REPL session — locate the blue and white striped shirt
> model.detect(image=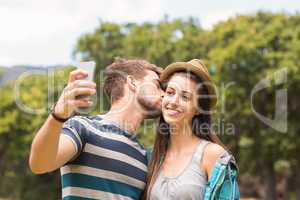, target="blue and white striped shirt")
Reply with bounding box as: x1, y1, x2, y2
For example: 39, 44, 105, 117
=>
60, 115, 148, 200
